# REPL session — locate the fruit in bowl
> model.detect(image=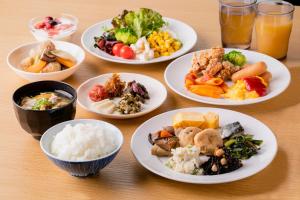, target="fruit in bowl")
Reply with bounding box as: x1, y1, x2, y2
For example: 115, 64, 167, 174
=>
29, 14, 78, 41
